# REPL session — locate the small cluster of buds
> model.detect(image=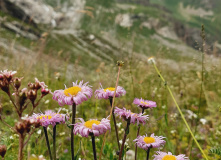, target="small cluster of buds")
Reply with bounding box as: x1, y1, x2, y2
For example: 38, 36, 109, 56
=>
0, 145, 7, 158
26, 78, 51, 104
15, 119, 41, 135
0, 70, 17, 93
